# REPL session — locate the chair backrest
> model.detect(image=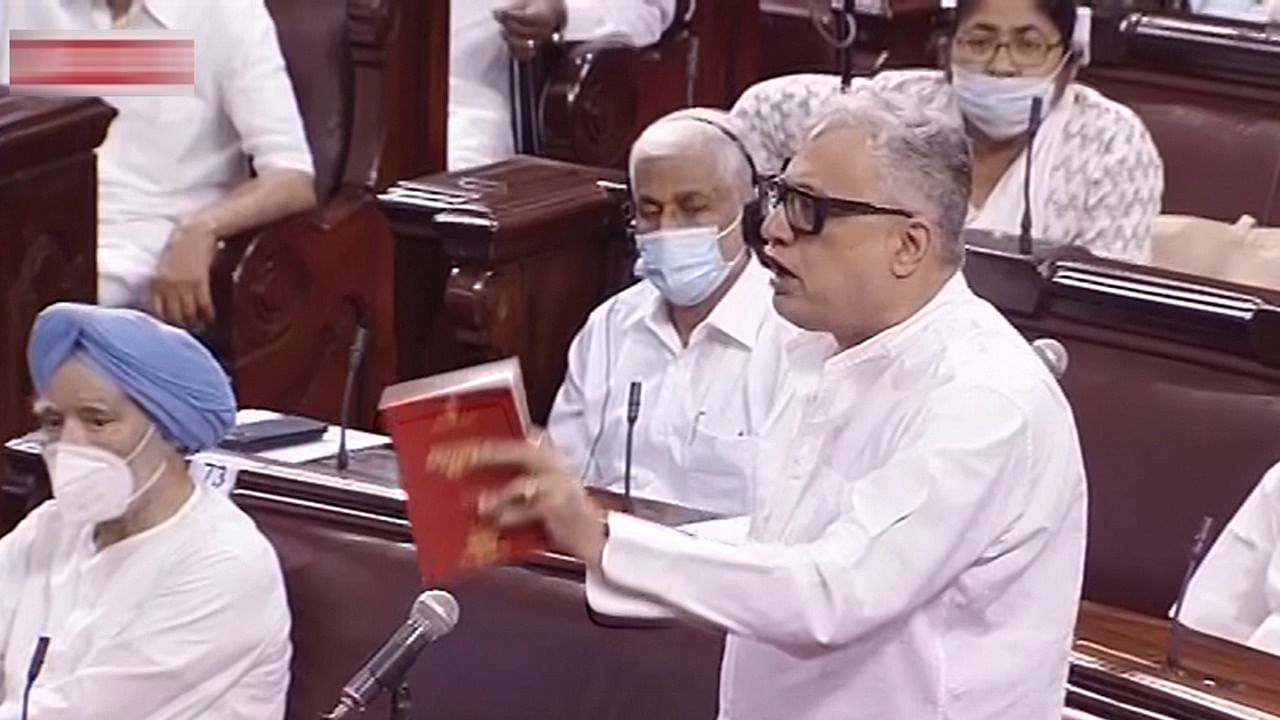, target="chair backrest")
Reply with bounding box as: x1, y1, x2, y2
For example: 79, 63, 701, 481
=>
264, 0, 355, 204
966, 246, 1280, 616
1084, 12, 1280, 225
